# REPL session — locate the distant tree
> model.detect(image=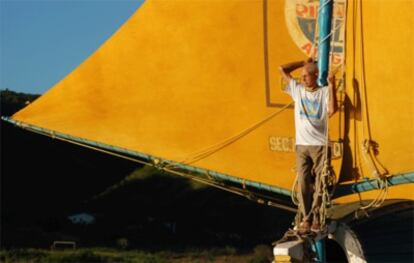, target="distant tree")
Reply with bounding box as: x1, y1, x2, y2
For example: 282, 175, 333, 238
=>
0, 89, 40, 116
